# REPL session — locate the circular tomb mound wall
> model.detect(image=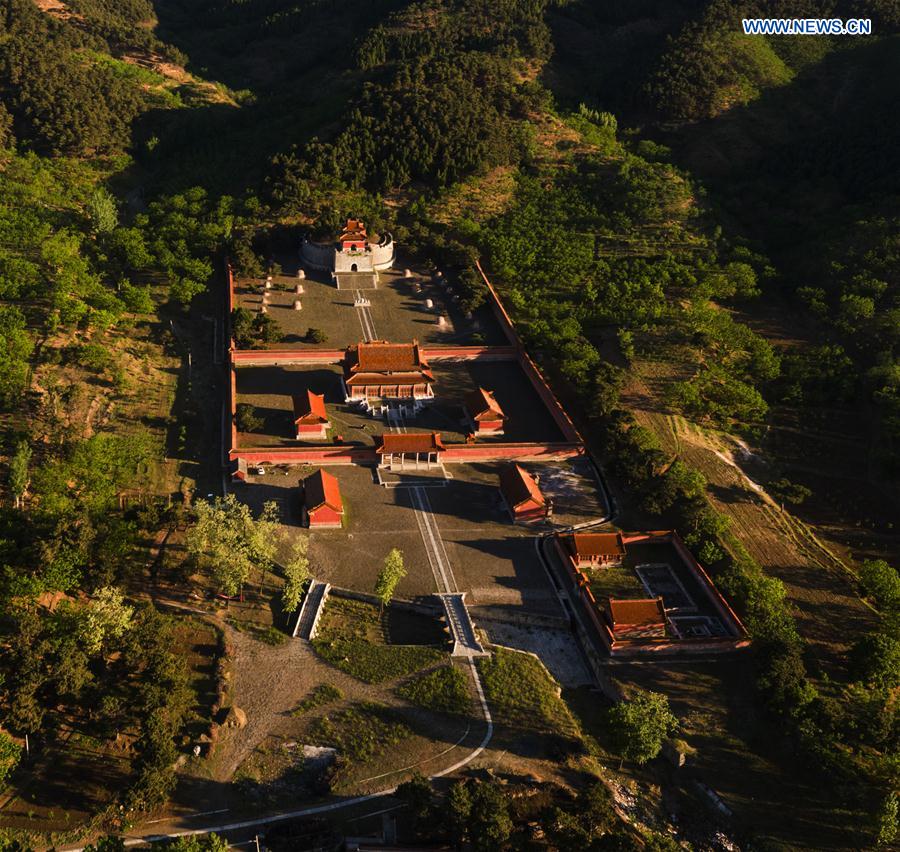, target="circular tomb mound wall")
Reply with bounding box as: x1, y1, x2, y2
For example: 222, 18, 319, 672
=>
370, 233, 395, 270
300, 239, 334, 271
